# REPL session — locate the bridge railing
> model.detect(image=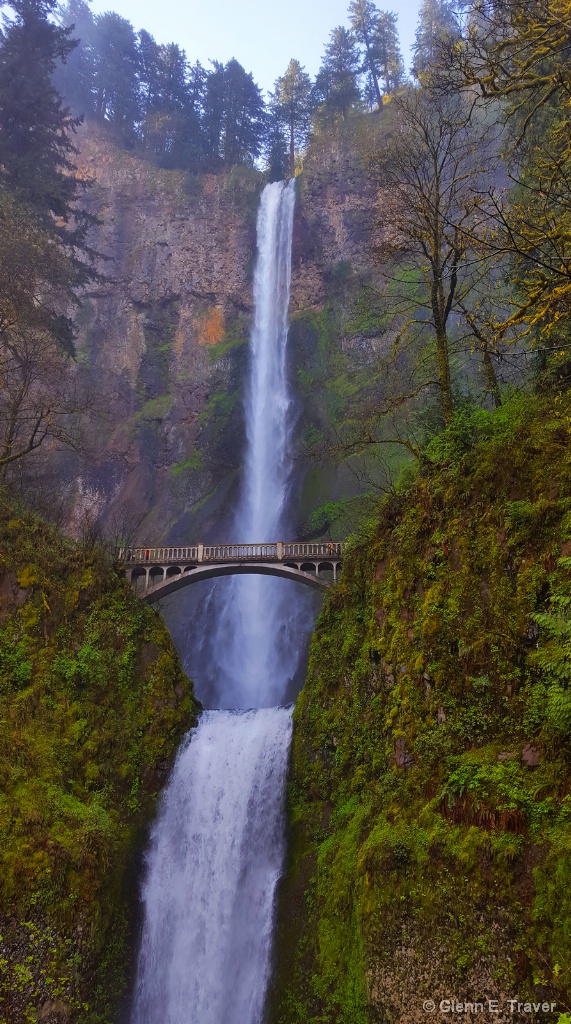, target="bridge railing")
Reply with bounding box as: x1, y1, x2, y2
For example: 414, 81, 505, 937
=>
120, 546, 200, 564
203, 544, 278, 560
282, 543, 343, 558
119, 541, 344, 565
